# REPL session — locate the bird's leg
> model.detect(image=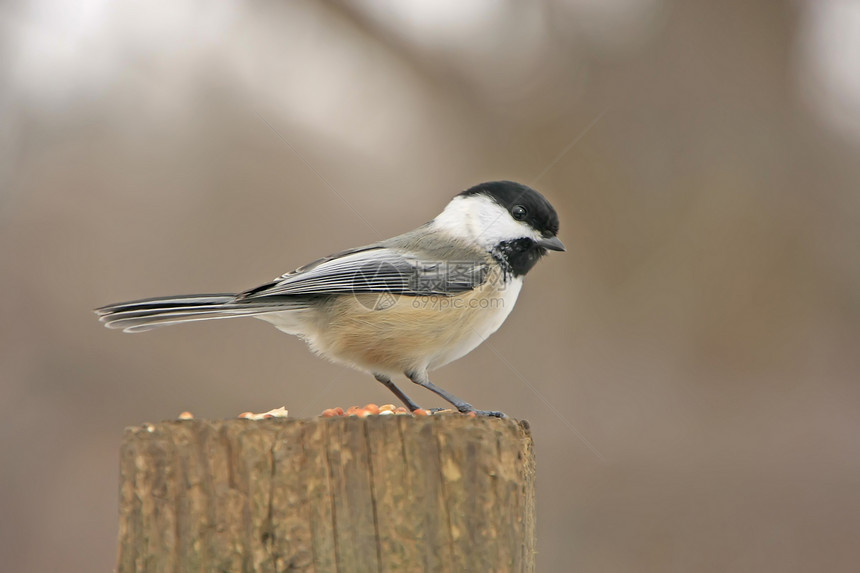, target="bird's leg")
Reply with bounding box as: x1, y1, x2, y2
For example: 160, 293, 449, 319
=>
404, 370, 507, 418
373, 373, 422, 412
